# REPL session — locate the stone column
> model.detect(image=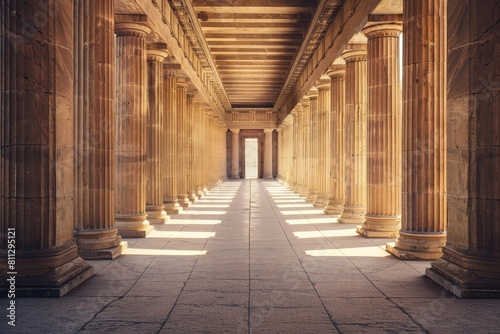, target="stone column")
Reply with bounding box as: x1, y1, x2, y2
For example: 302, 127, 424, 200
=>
115, 19, 153, 238
325, 60, 346, 215
387, 0, 447, 260
306, 88, 319, 203
163, 70, 181, 214
0, 0, 94, 296
73, 0, 124, 259
290, 110, 299, 189
294, 105, 305, 192
276, 127, 283, 181
357, 21, 402, 237
146, 45, 169, 224
339, 41, 368, 224
230, 129, 240, 178
263, 129, 274, 179
194, 100, 204, 198
176, 79, 190, 207
186, 91, 197, 202
315, 75, 331, 208
201, 106, 210, 194
426, 0, 500, 297
300, 96, 311, 197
